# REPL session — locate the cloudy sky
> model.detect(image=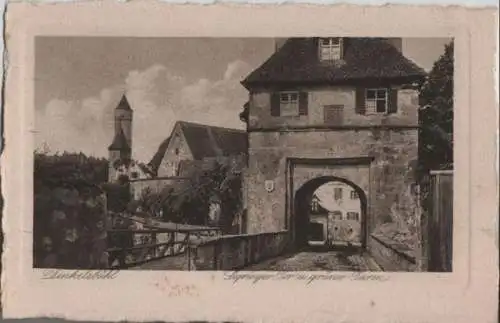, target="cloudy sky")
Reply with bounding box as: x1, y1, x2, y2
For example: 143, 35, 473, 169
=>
35, 37, 451, 163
